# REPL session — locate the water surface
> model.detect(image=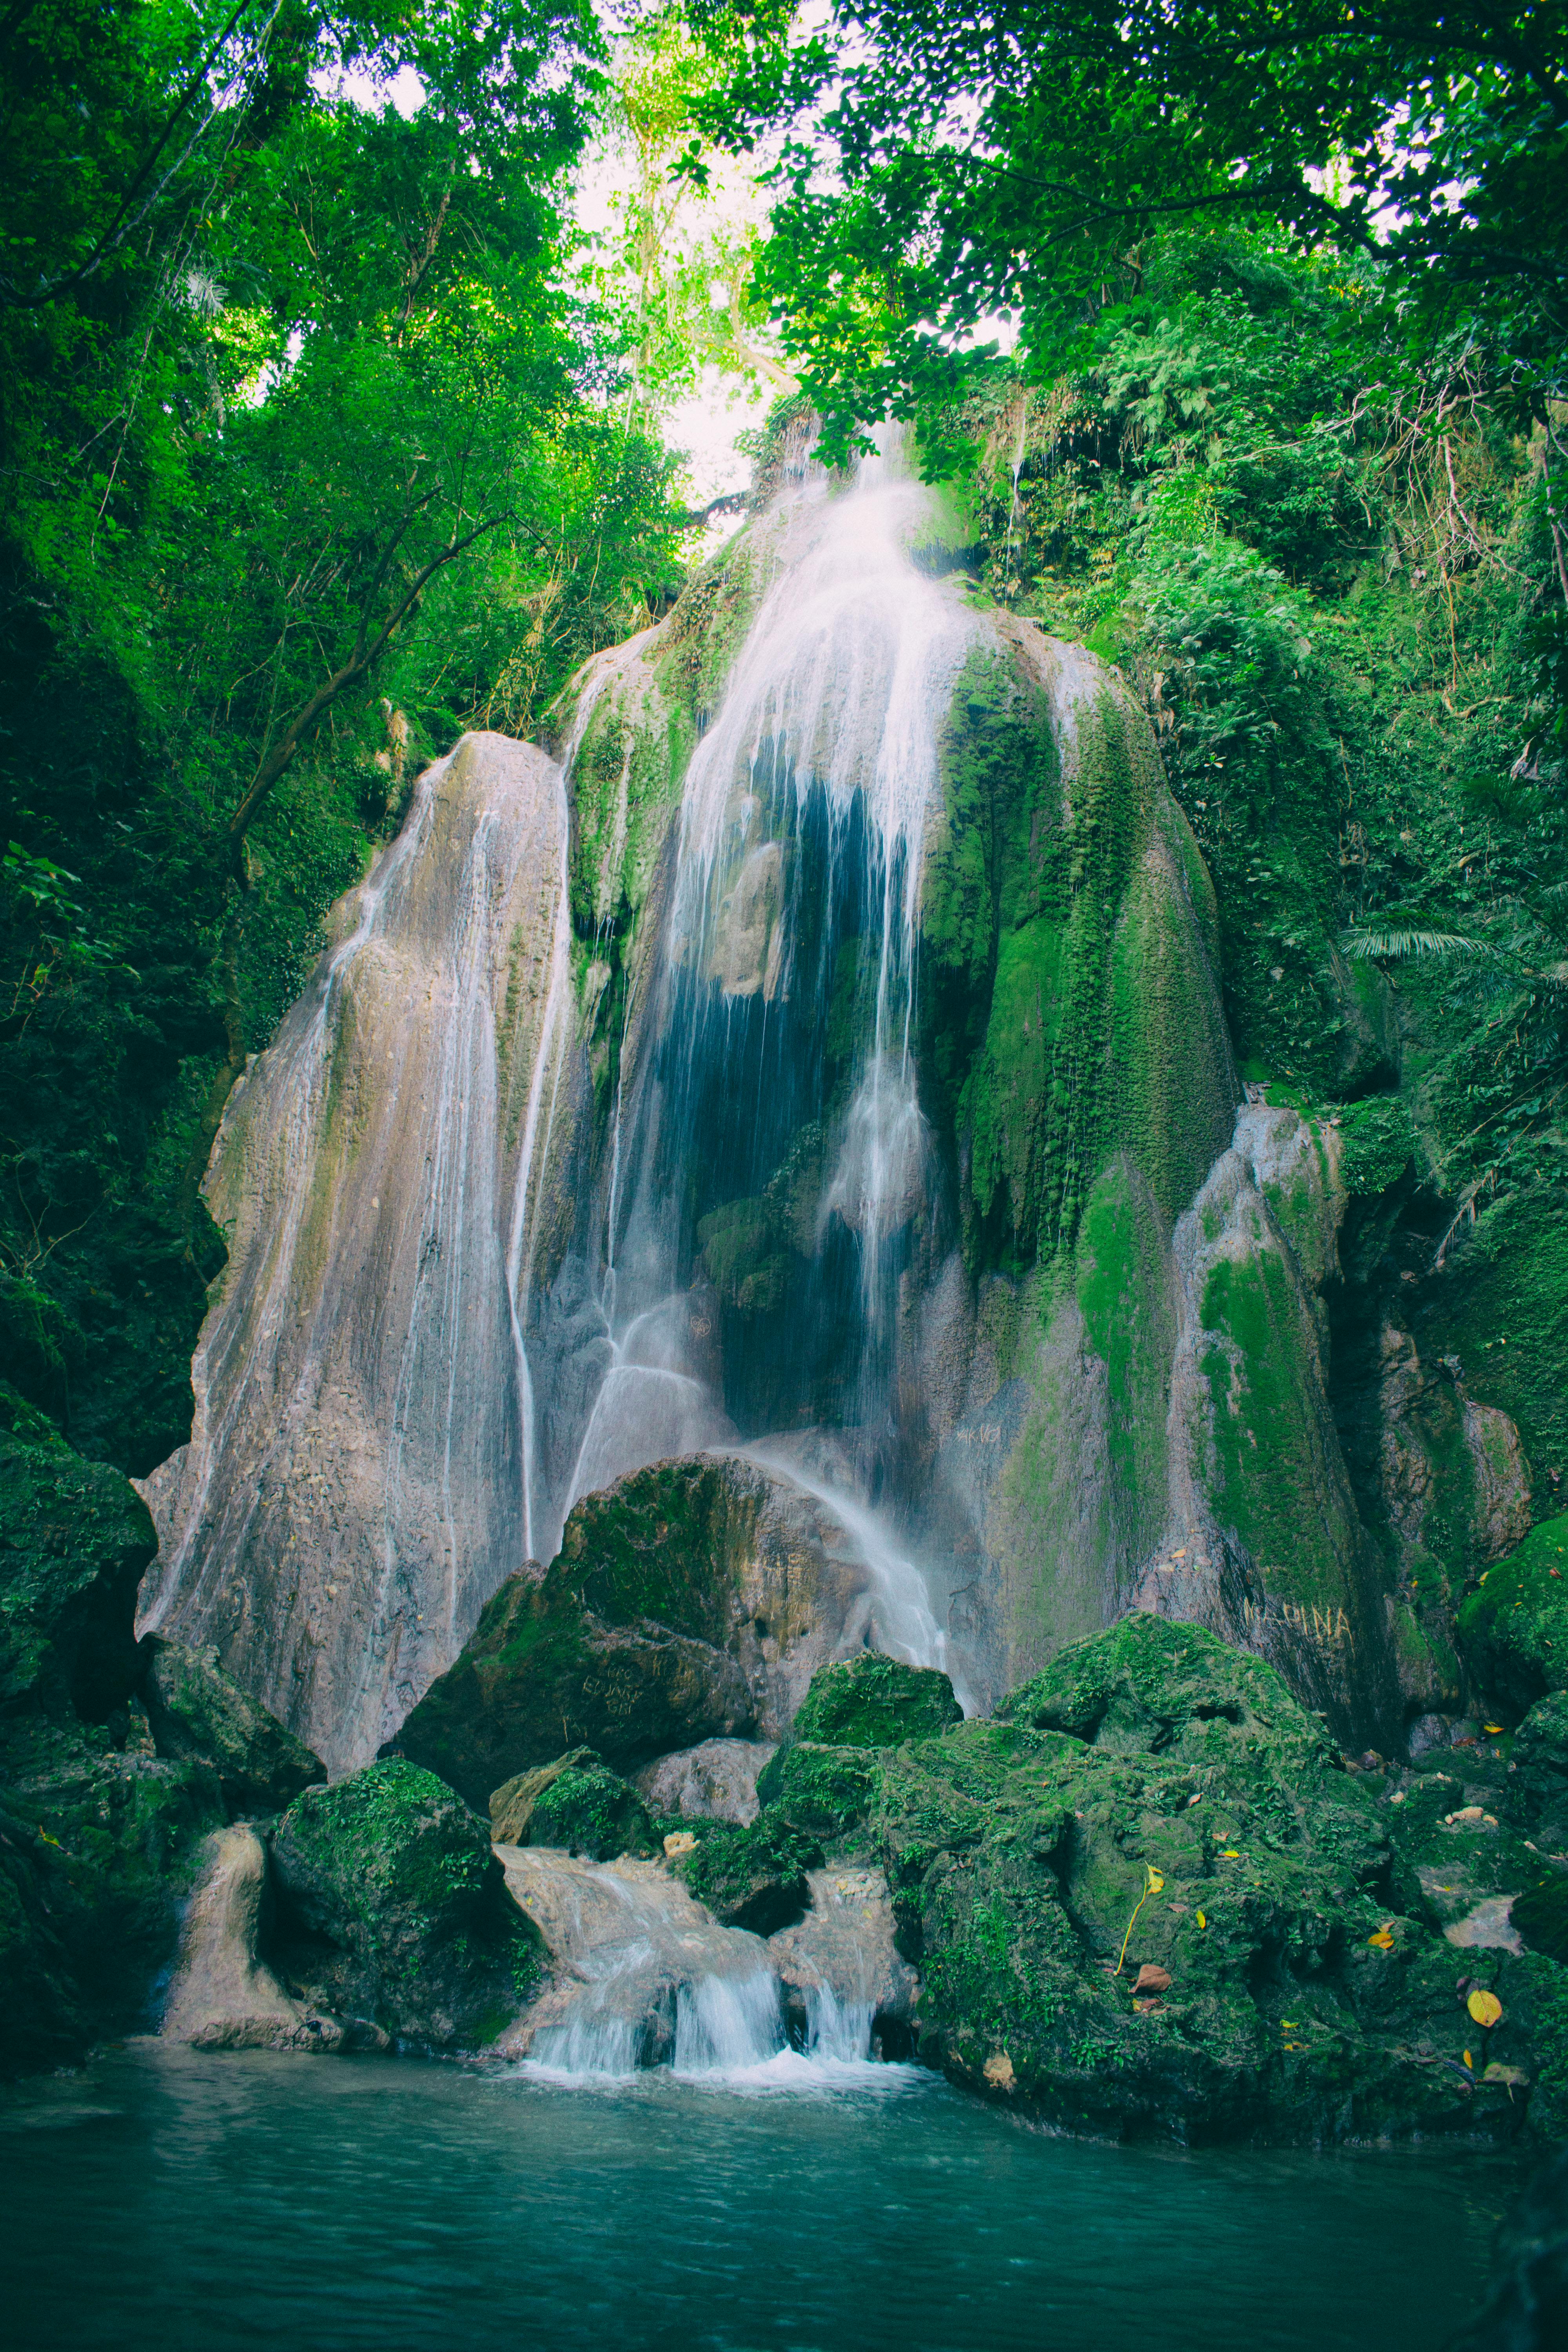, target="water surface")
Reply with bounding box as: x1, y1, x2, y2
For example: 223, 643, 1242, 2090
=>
0, 2043, 1507, 2352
